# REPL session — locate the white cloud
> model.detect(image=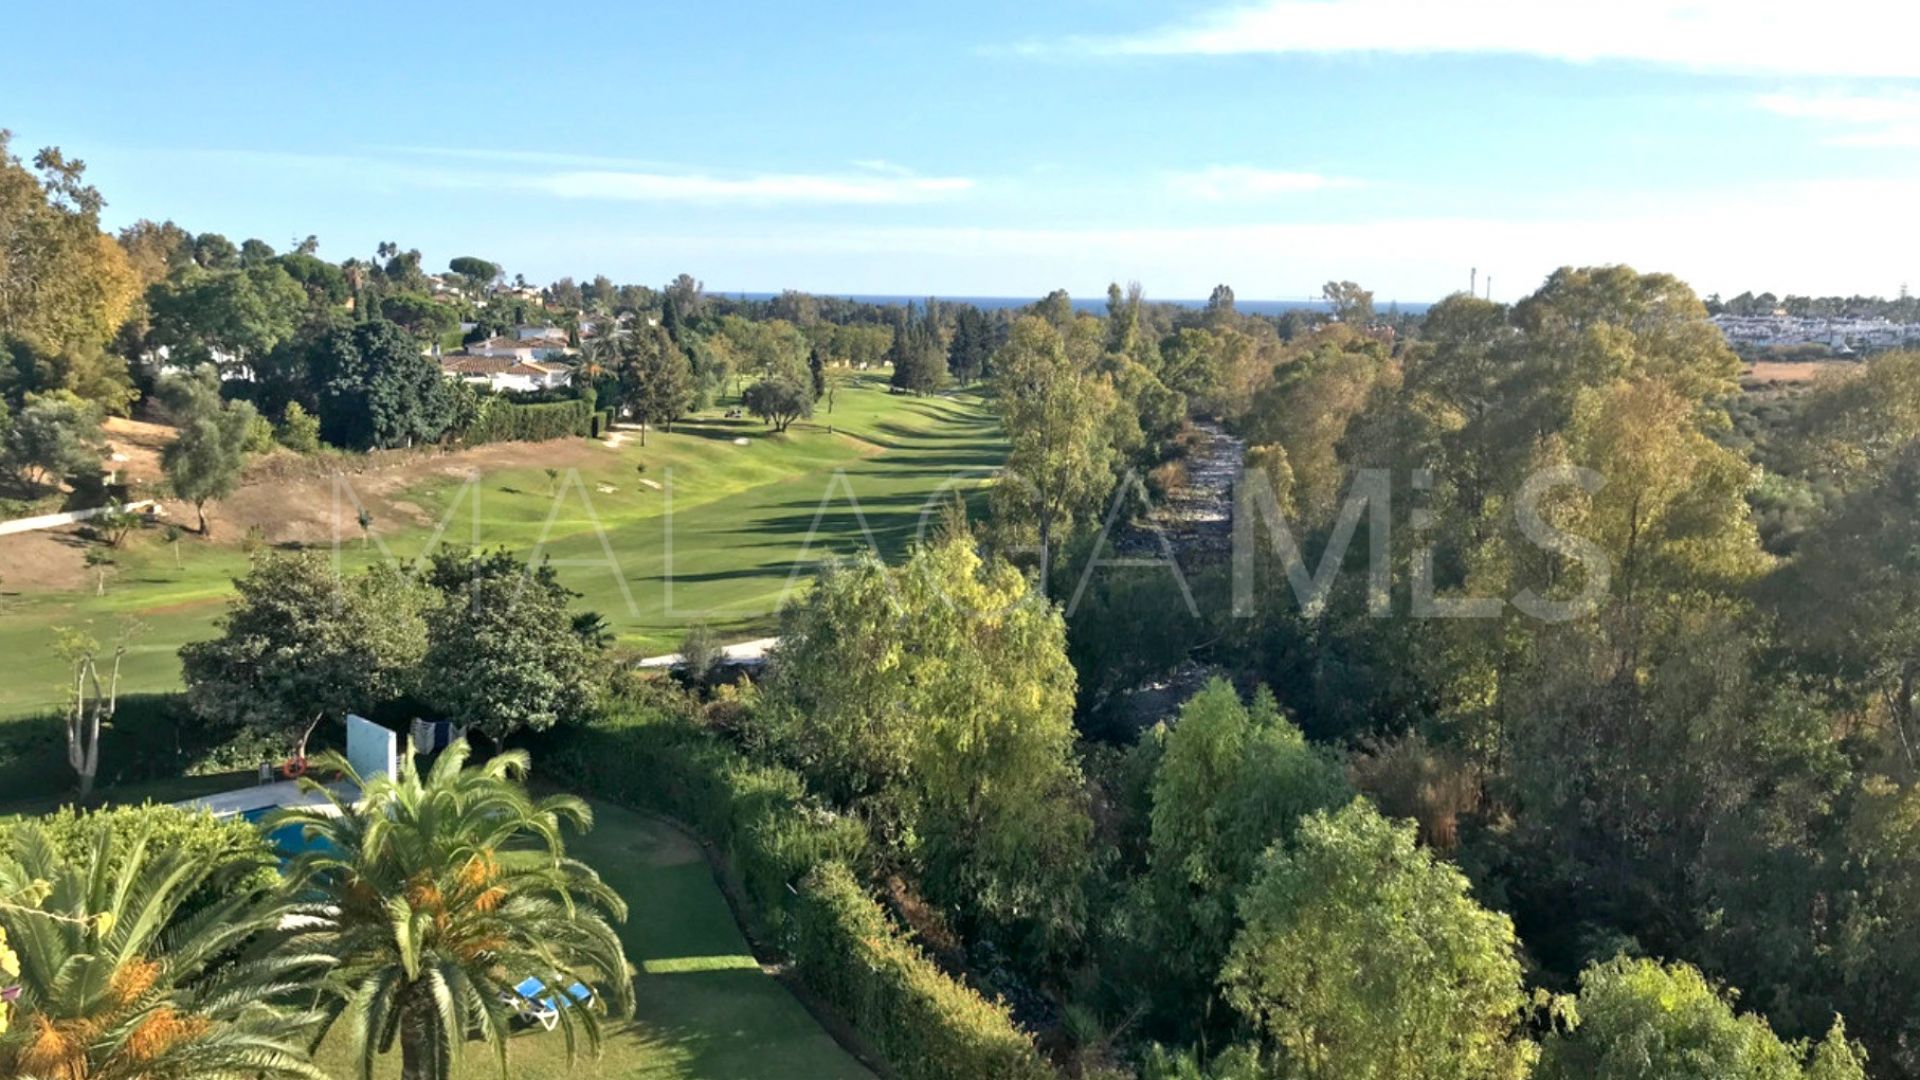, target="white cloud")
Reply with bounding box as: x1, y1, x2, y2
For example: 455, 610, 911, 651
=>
1757, 88, 1920, 147
1168, 166, 1361, 200
186, 146, 976, 206
849, 159, 917, 176
1049, 0, 1920, 78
